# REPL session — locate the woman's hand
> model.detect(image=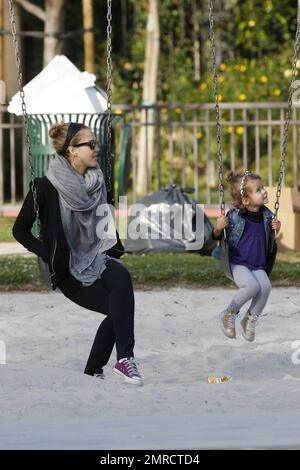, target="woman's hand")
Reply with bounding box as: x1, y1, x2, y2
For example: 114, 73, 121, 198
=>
272, 218, 281, 232
213, 215, 229, 237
